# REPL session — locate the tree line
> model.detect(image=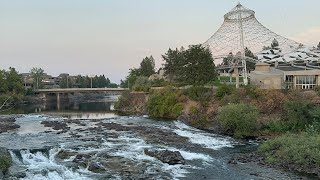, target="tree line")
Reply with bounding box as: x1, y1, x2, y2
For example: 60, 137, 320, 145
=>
120, 44, 217, 90
60, 75, 118, 88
